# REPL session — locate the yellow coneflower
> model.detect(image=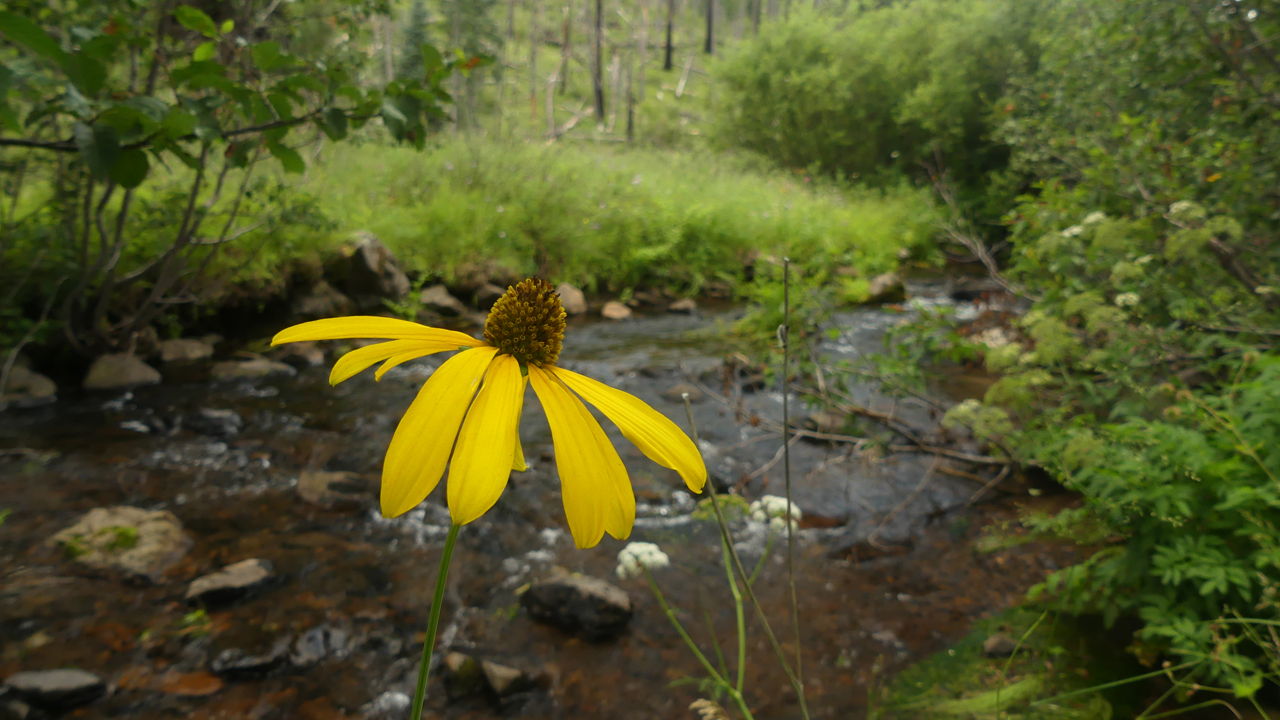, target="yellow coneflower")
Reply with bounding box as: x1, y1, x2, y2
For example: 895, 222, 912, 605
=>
272, 278, 706, 549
